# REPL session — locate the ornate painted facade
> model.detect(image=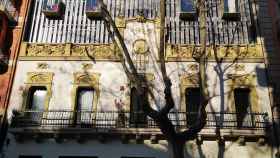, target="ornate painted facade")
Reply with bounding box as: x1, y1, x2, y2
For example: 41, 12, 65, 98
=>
2, 0, 280, 158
